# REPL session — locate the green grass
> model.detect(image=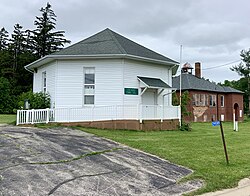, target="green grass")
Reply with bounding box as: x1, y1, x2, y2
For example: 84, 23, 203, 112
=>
75, 121, 250, 195
0, 114, 16, 124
